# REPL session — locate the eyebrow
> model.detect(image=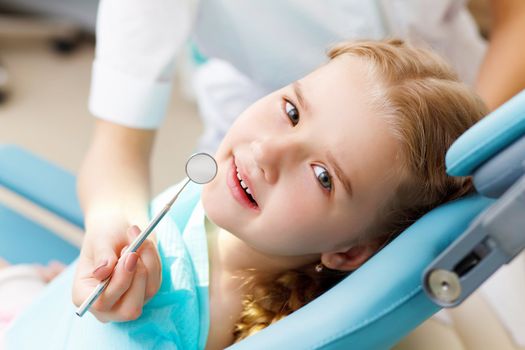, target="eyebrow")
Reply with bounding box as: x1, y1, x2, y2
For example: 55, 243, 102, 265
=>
326, 151, 354, 197
292, 81, 309, 113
